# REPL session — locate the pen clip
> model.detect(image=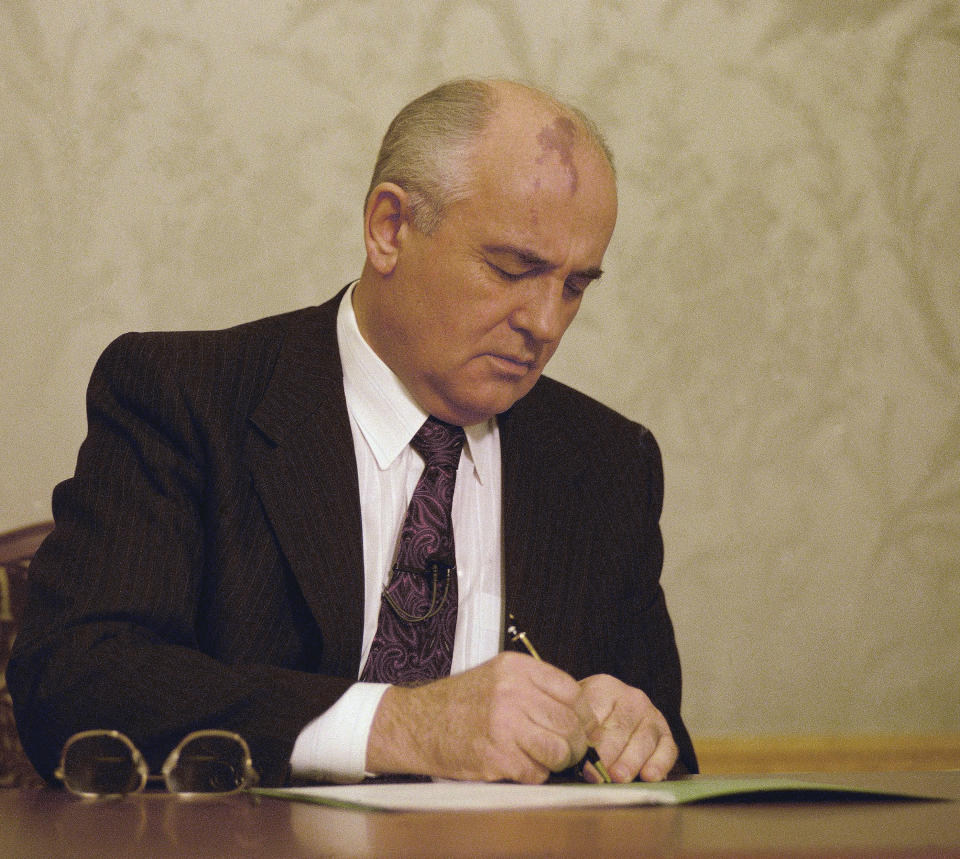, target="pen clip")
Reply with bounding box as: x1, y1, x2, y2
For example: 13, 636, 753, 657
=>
506, 615, 542, 661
